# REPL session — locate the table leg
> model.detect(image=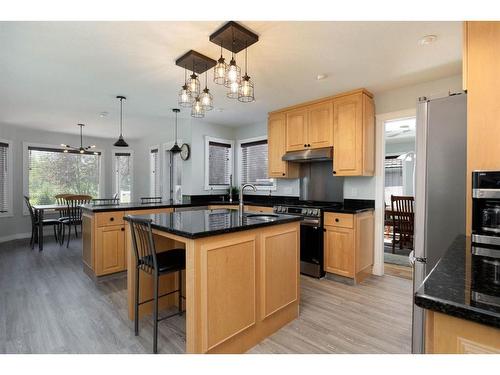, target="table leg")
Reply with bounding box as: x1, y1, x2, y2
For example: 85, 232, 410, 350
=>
38, 208, 43, 251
